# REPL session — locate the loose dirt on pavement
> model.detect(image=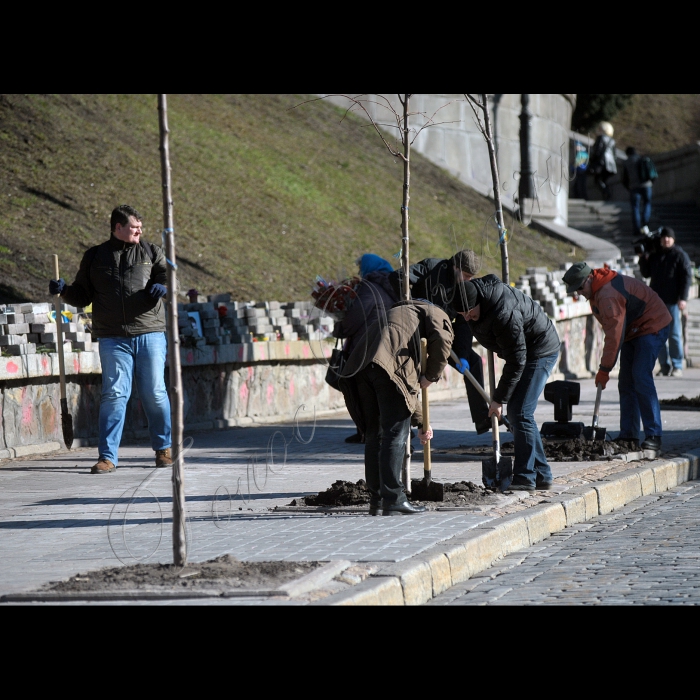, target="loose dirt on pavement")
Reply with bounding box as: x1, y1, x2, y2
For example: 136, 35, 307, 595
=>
660, 395, 700, 408
292, 478, 499, 508
432, 438, 638, 462
46, 554, 321, 593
